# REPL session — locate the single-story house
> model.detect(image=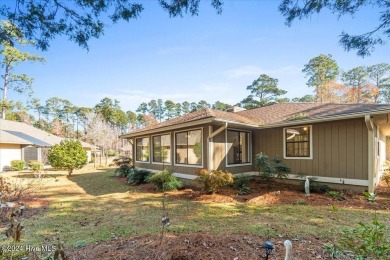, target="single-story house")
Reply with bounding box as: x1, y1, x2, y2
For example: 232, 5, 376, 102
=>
0, 119, 96, 171
120, 103, 390, 192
